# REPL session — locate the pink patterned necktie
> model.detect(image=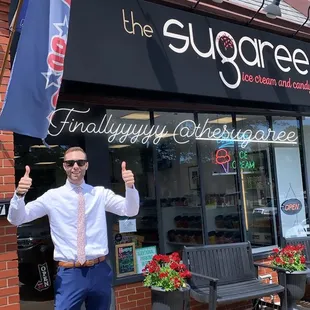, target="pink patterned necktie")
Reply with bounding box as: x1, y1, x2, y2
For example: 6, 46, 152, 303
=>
76, 186, 86, 265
